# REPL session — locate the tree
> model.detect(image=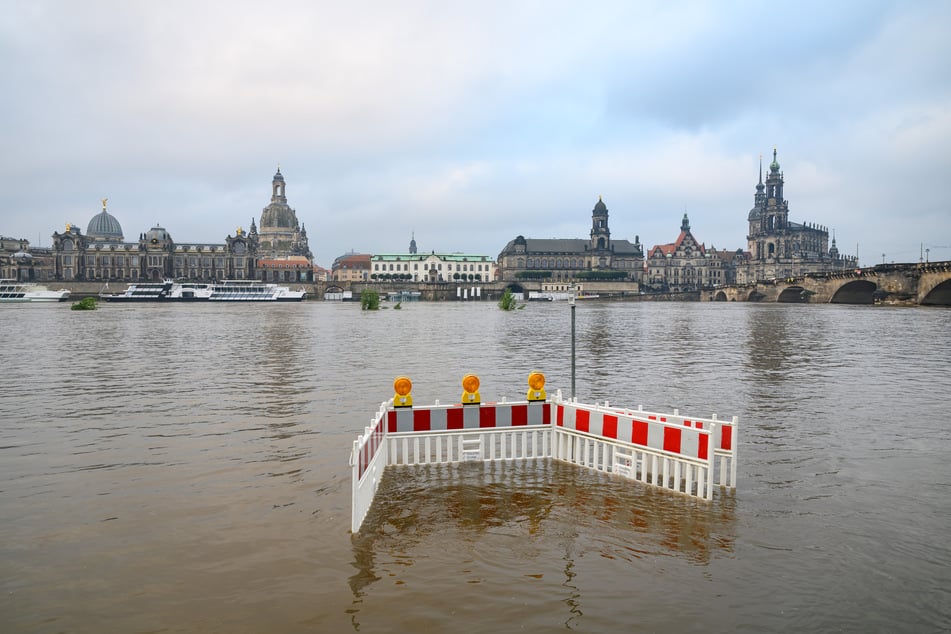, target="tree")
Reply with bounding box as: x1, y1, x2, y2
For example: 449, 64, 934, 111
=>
498, 288, 517, 311
360, 288, 380, 310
